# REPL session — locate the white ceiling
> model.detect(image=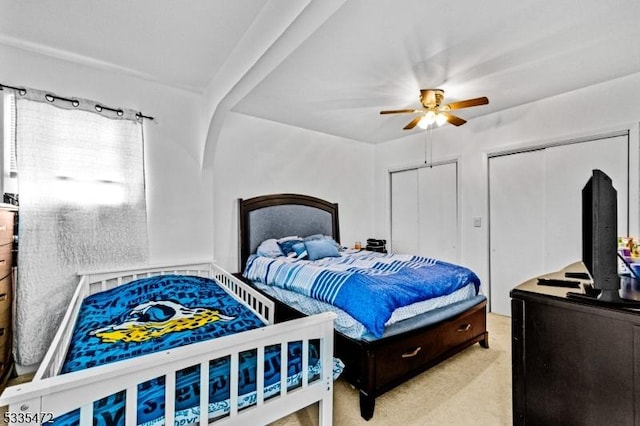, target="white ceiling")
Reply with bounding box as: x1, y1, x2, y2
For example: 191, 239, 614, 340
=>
2, 0, 640, 144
